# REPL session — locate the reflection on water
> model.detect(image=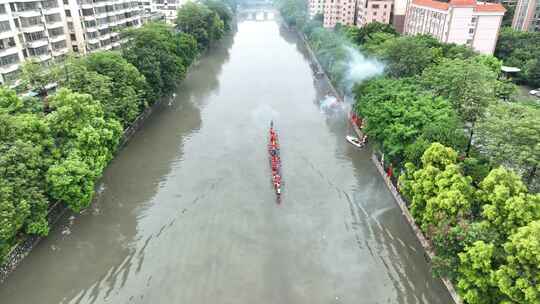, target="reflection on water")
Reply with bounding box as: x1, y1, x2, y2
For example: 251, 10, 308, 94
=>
0, 8, 452, 304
